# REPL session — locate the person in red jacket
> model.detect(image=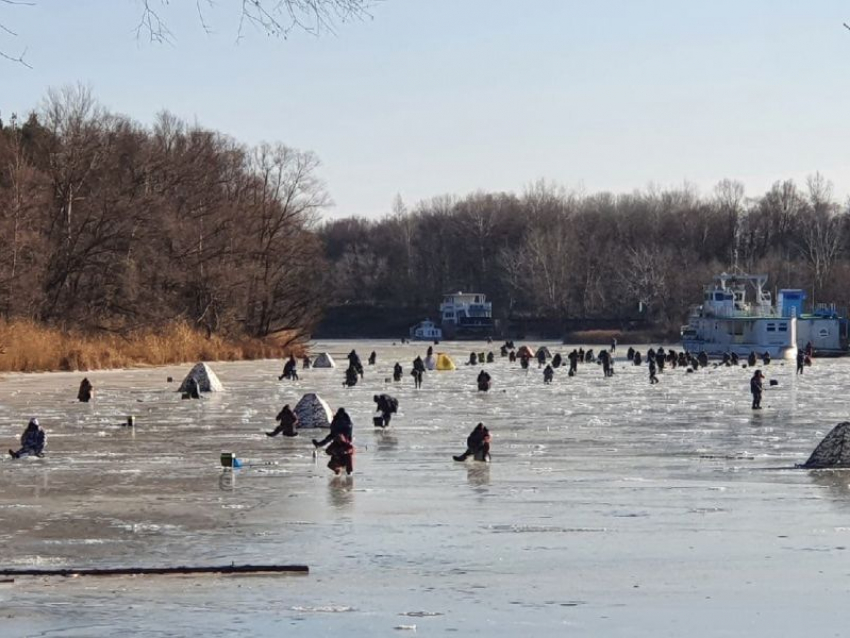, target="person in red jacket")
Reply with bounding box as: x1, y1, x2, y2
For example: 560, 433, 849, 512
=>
326, 434, 354, 475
